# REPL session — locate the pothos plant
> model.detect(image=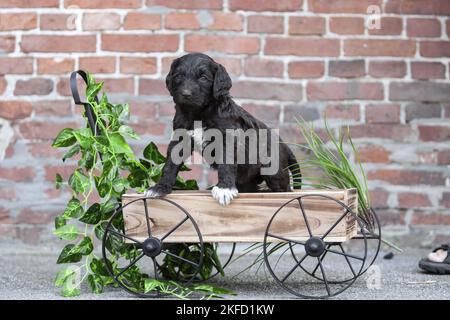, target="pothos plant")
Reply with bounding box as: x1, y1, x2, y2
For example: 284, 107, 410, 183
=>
51, 73, 232, 298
